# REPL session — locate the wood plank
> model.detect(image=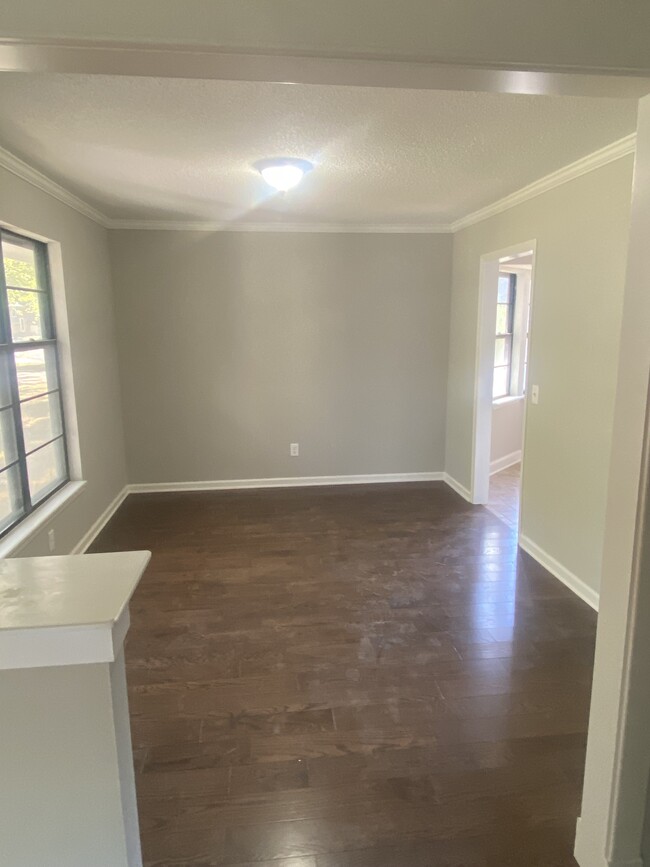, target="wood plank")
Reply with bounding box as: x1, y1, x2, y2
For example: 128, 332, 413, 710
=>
89, 481, 594, 866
